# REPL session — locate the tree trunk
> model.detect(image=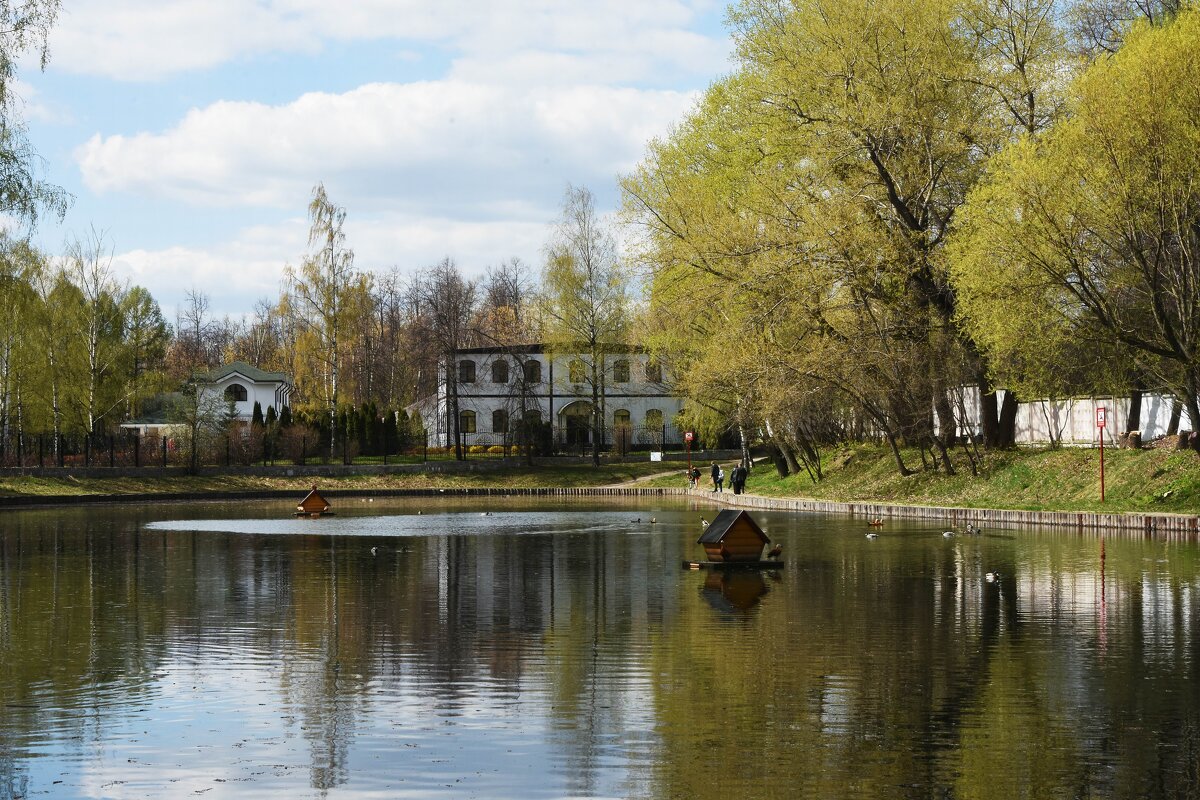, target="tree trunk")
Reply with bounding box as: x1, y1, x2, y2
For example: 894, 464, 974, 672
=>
590, 354, 601, 467
447, 356, 463, 460
1126, 387, 1143, 432
1167, 396, 1182, 436
885, 430, 914, 476
997, 389, 1019, 448
1186, 376, 1200, 453
769, 444, 790, 477
933, 387, 956, 474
